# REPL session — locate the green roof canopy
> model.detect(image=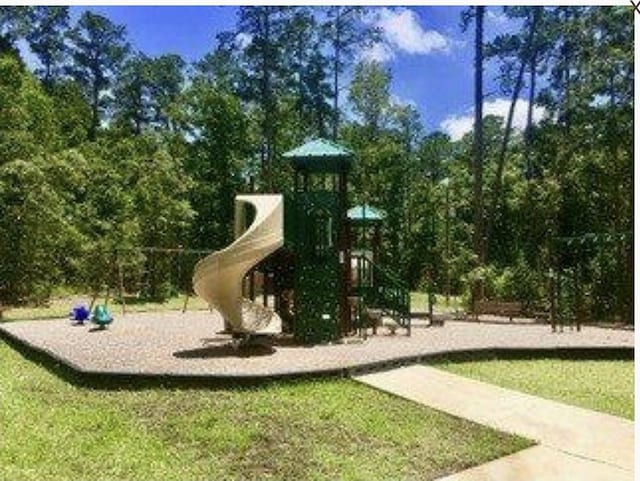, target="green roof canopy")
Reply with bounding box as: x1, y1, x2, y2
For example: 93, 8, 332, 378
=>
282, 138, 354, 173
348, 204, 386, 224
